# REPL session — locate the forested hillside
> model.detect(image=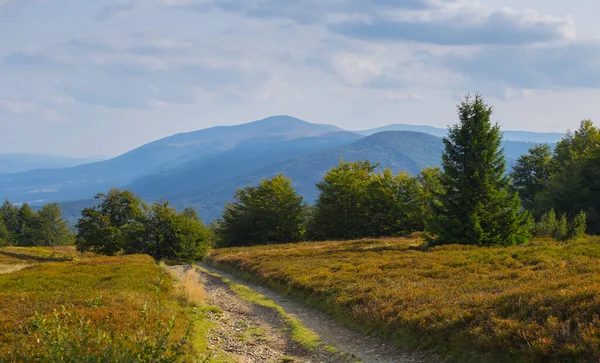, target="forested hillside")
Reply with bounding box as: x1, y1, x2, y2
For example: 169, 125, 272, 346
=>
0, 116, 557, 222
